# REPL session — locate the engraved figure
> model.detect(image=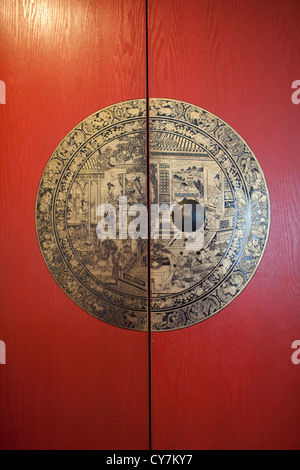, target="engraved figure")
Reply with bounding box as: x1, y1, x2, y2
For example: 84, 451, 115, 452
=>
36, 99, 269, 331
